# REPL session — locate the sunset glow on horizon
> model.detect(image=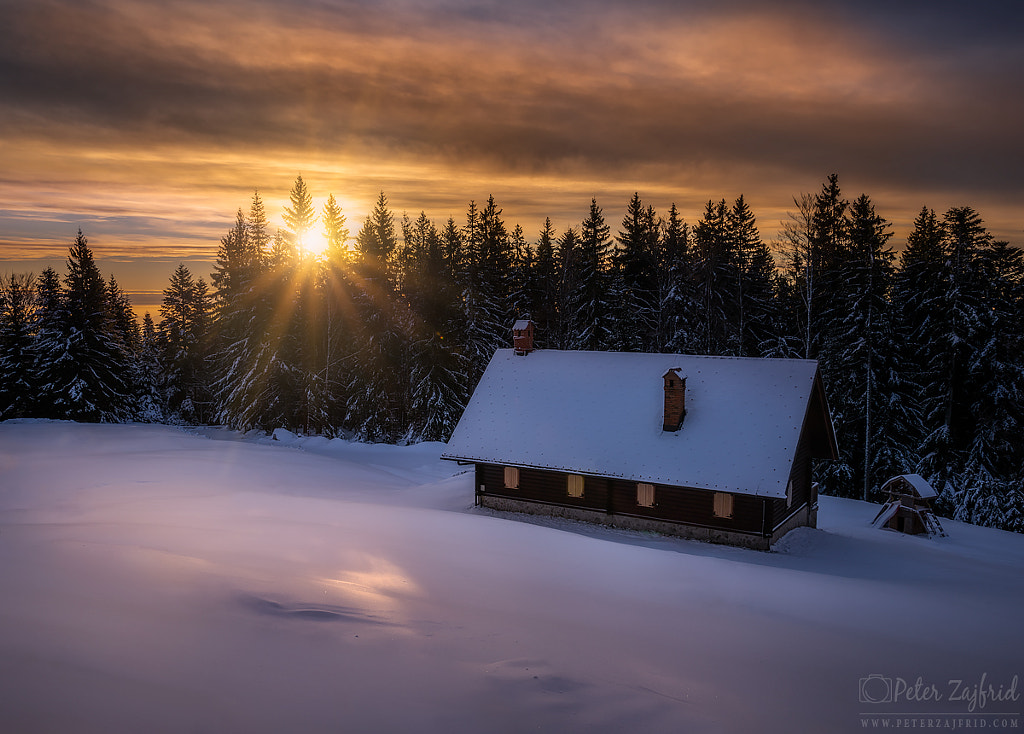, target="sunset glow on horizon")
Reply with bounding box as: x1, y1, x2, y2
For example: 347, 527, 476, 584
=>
1, 0, 1021, 303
